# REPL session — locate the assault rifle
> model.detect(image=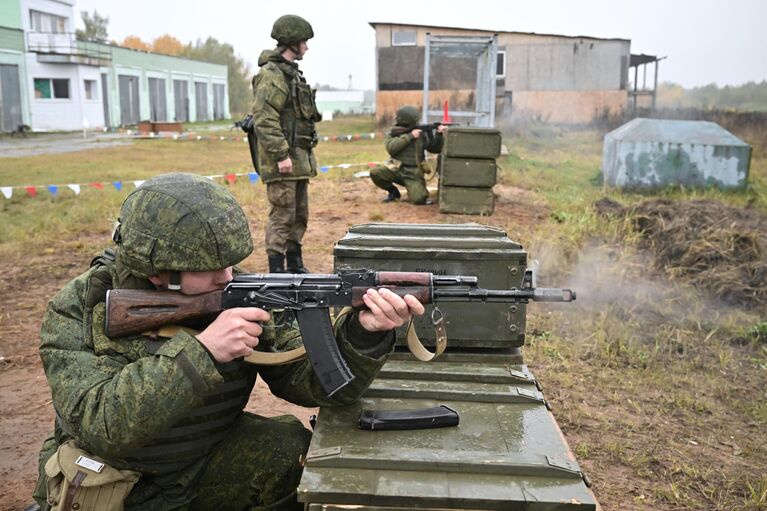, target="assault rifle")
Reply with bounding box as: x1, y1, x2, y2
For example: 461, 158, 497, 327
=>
389, 122, 456, 146
236, 114, 259, 173
105, 269, 575, 396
